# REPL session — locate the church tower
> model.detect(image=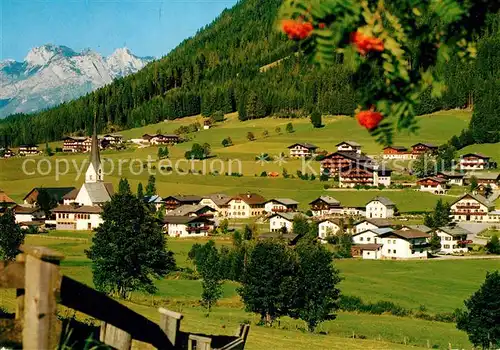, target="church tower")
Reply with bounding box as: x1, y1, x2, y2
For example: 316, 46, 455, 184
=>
85, 114, 104, 183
